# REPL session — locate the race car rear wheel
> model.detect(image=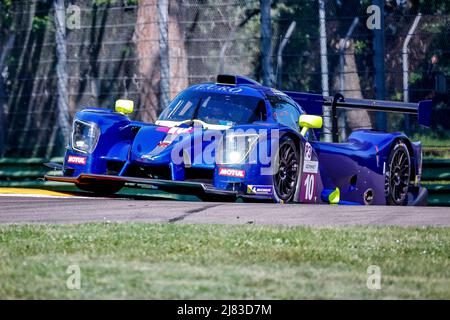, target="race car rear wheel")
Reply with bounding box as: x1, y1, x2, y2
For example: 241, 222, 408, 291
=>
75, 182, 124, 195
385, 141, 411, 205
272, 137, 300, 203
